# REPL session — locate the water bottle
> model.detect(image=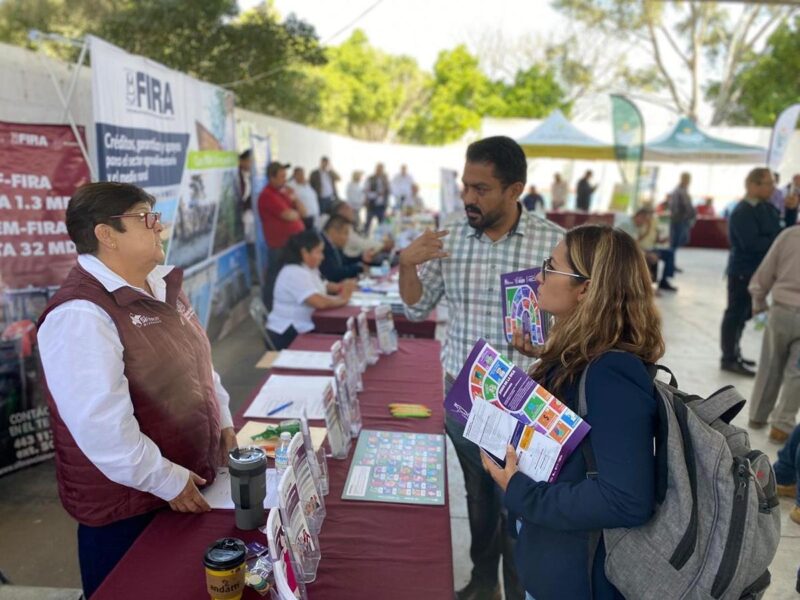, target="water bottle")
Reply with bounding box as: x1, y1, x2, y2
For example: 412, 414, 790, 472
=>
381, 258, 390, 278
274, 431, 291, 477
753, 312, 768, 331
